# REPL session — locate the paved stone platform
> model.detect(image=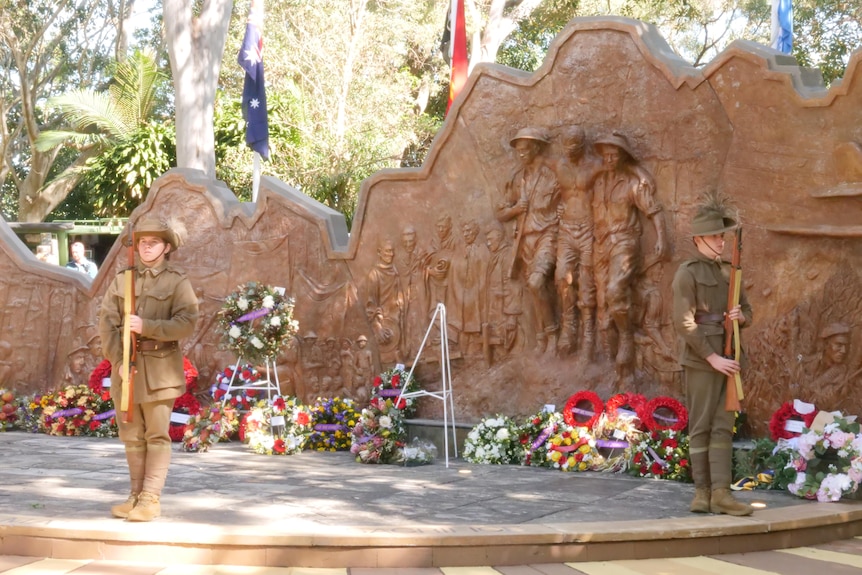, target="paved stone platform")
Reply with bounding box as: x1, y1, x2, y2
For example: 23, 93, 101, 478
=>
1, 433, 861, 568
